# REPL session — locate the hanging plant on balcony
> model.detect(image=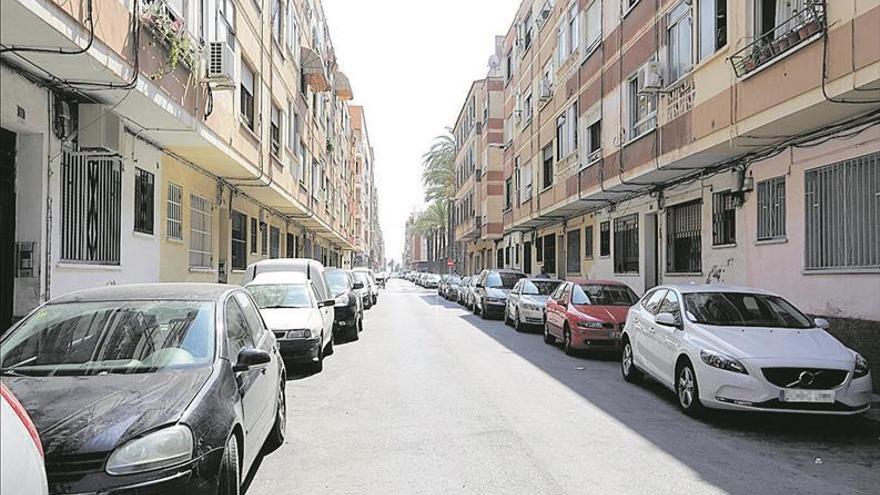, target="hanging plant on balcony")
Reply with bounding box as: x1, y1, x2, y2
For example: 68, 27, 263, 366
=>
141, 2, 197, 80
